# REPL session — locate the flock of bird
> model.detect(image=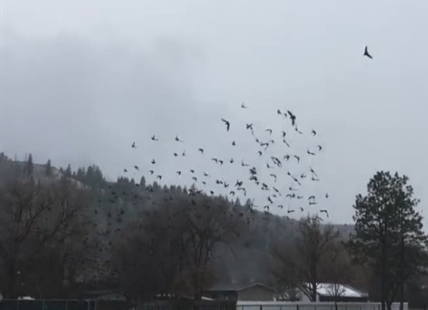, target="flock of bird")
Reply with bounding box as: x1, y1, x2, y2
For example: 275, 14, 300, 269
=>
115, 45, 375, 222
120, 105, 331, 221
